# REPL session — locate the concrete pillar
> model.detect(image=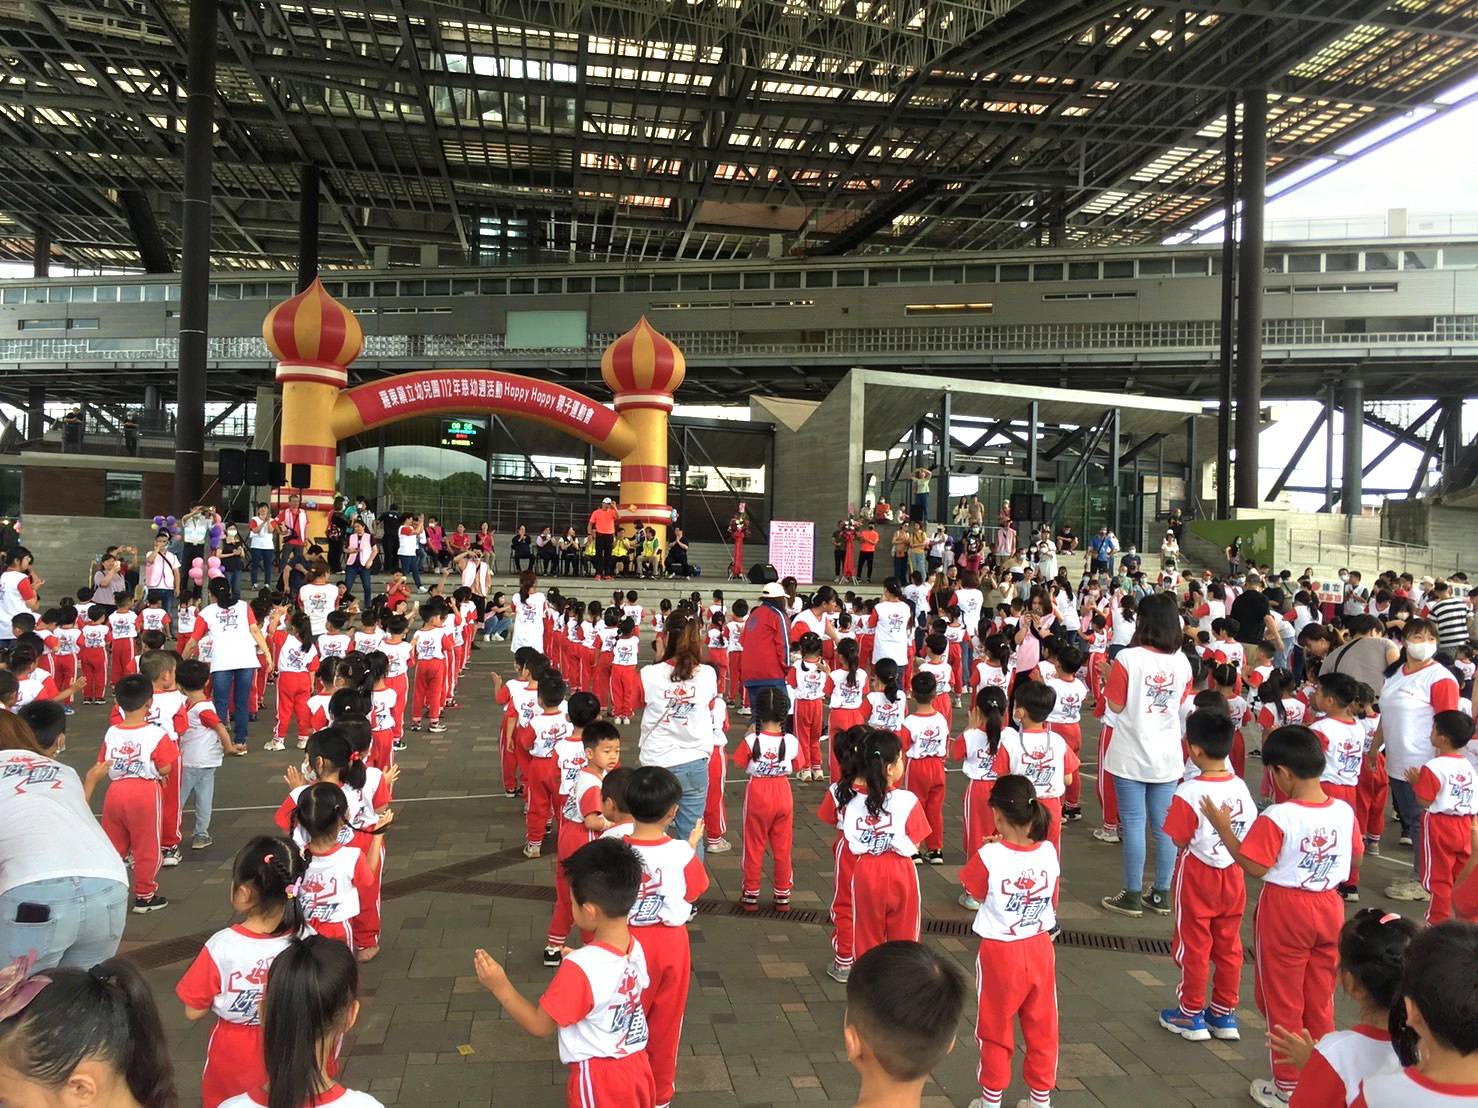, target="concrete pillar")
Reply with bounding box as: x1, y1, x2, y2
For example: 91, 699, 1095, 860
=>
31, 226, 50, 279
252, 384, 277, 454
1442, 398, 1464, 476
1027, 400, 1039, 487
1217, 89, 1237, 520
1341, 376, 1364, 516
297, 164, 320, 294
1234, 88, 1266, 510
1109, 408, 1121, 536
937, 391, 952, 524
1323, 386, 1336, 508
24, 386, 44, 441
